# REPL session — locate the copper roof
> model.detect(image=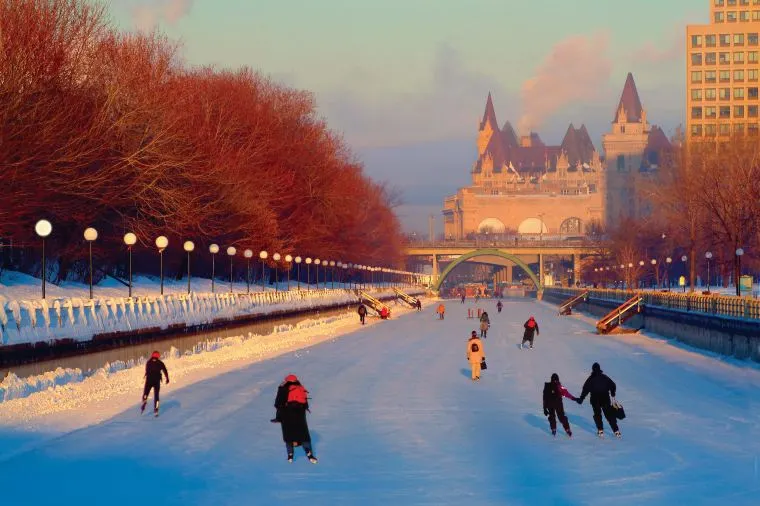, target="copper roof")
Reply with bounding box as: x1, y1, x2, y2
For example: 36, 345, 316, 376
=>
614, 73, 643, 123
